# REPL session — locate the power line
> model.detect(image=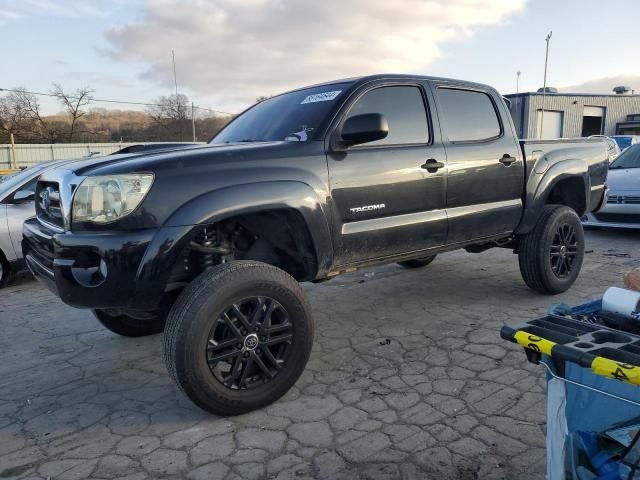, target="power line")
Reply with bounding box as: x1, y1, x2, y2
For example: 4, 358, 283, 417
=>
0, 87, 234, 116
